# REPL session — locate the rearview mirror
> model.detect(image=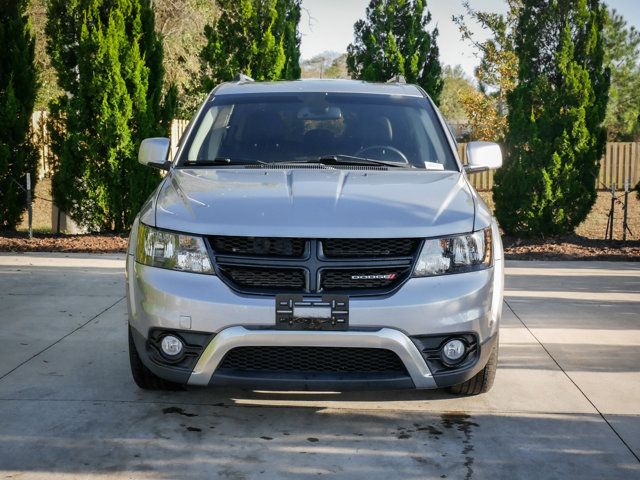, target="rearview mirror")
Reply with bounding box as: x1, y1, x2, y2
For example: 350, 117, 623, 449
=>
139, 138, 171, 170
297, 106, 343, 120
465, 141, 502, 173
